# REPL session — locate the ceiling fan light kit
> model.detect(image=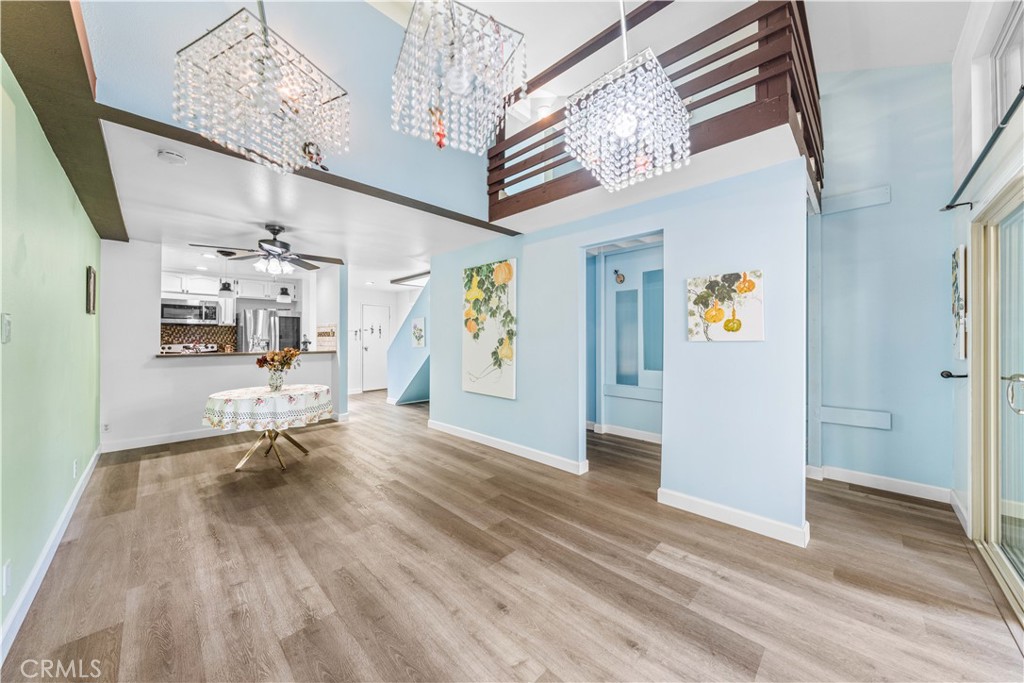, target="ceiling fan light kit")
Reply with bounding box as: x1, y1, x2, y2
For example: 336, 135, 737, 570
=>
189, 225, 345, 275
564, 1, 690, 192
173, 2, 350, 174
391, 0, 527, 154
